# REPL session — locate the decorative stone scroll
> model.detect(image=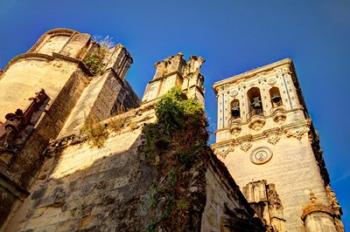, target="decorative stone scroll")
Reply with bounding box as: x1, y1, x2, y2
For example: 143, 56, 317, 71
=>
285, 127, 309, 141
